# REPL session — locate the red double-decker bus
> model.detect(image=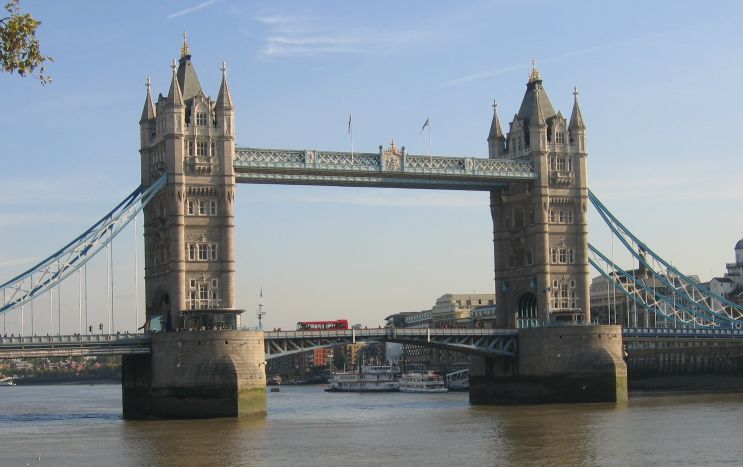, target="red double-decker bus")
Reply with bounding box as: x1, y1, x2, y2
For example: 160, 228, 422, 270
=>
296, 320, 349, 331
